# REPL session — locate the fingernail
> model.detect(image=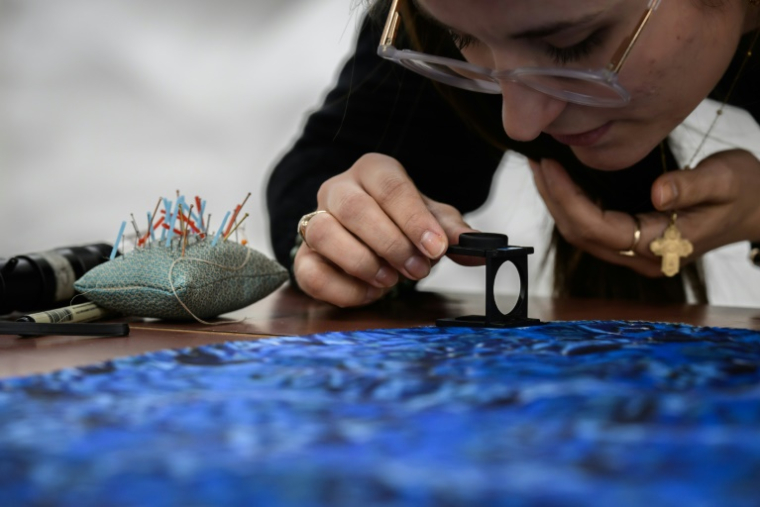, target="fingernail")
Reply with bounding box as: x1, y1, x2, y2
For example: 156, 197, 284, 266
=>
374, 266, 398, 287
404, 254, 430, 280
420, 231, 446, 258
364, 285, 384, 304
658, 179, 678, 208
